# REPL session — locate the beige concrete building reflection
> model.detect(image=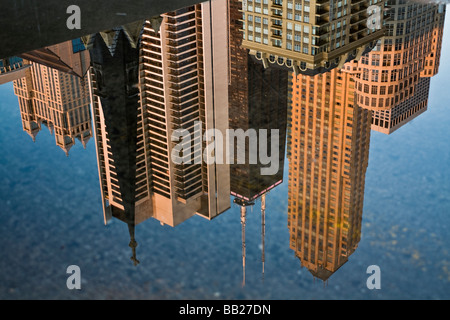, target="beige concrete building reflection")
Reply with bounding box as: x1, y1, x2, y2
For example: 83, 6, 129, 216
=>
353, 1, 445, 134
87, 0, 232, 240
287, 66, 371, 280
12, 41, 92, 155
239, 0, 386, 75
